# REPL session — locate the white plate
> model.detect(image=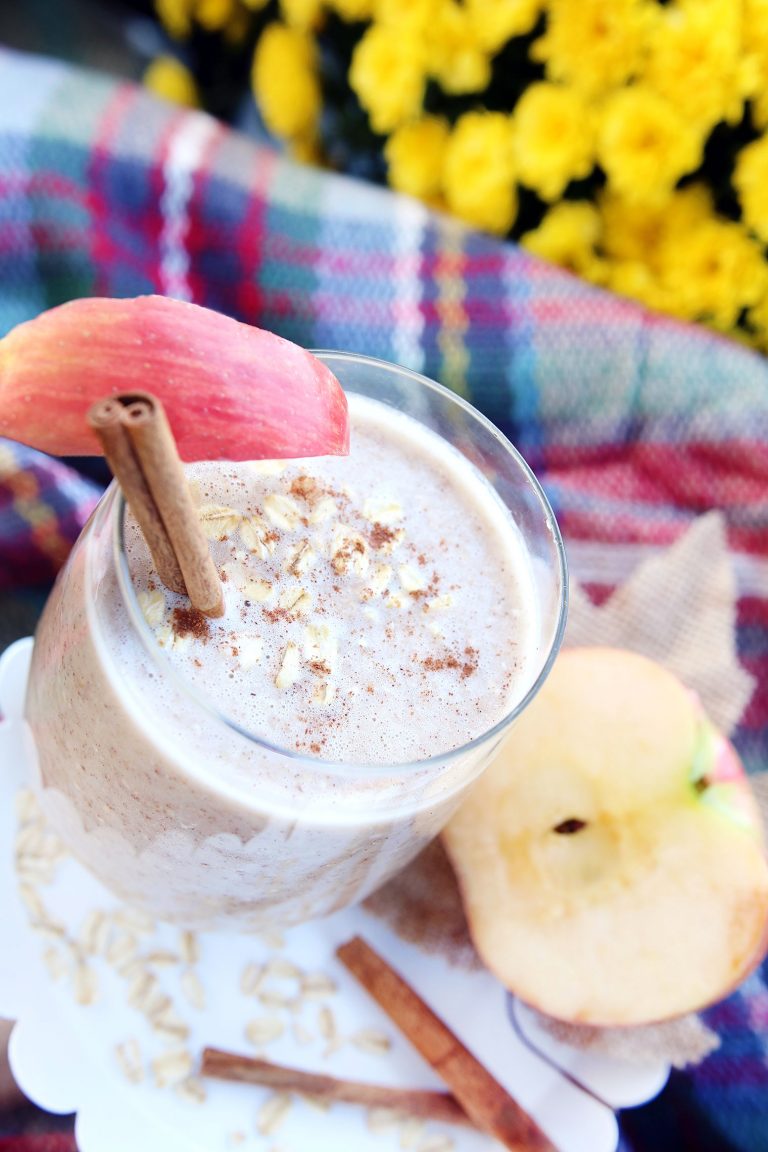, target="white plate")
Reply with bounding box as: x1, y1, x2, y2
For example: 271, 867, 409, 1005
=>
0, 638, 668, 1152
